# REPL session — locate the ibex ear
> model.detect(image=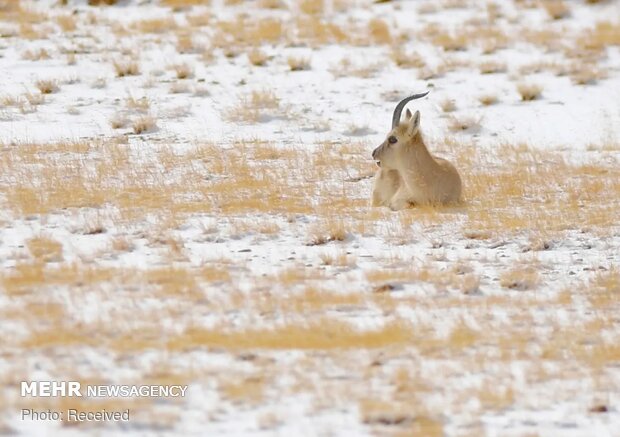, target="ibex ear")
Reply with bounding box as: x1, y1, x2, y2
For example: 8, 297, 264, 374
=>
405, 109, 413, 120
407, 110, 421, 136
